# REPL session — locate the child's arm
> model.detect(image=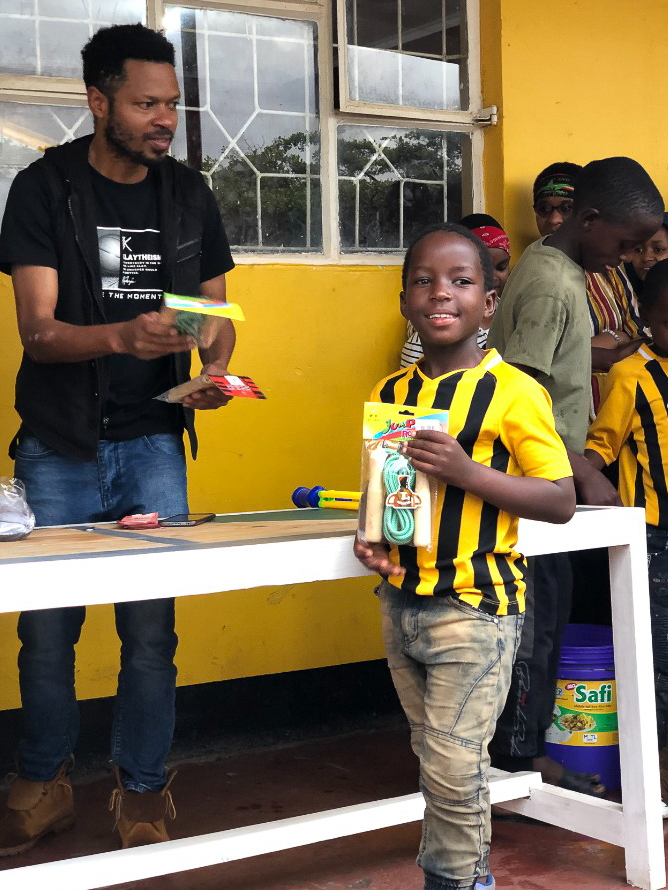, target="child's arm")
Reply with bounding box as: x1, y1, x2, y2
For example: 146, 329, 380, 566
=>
584, 449, 606, 471
583, 360, 635, 485
566, 448, 621, 506
403, 430, 575, 524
